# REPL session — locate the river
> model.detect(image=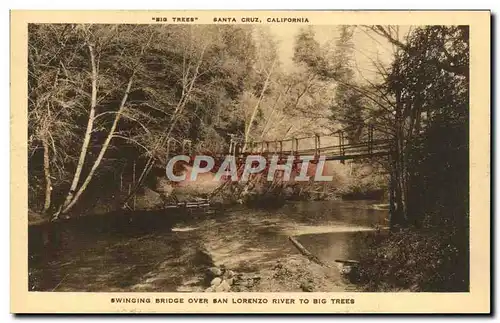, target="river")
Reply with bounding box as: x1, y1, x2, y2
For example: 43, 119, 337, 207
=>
28, 200, 388, 292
